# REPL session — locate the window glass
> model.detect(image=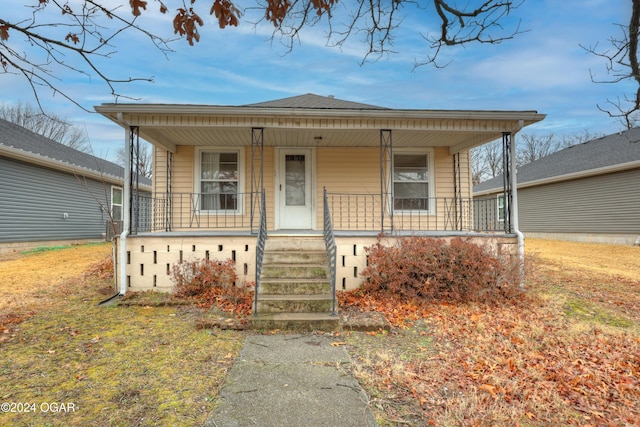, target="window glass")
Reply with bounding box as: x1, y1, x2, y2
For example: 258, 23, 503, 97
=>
200, 152, 238, 210
111, 187, 123, 220
393, 154, 429, 211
